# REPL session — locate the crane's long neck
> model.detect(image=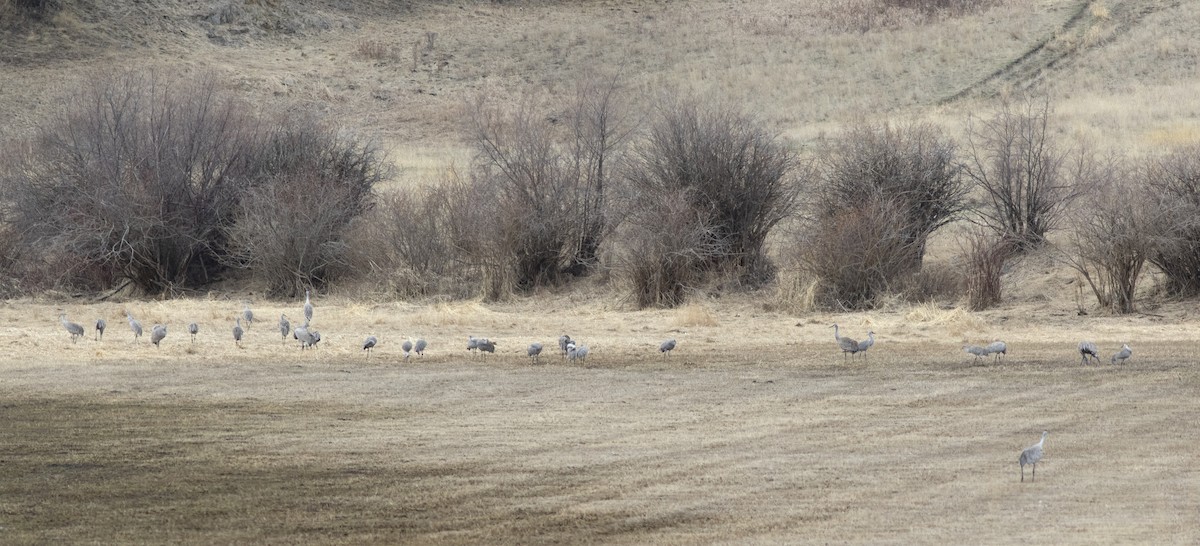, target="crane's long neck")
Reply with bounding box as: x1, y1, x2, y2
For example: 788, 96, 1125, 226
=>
1038, 432, 1048, 447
